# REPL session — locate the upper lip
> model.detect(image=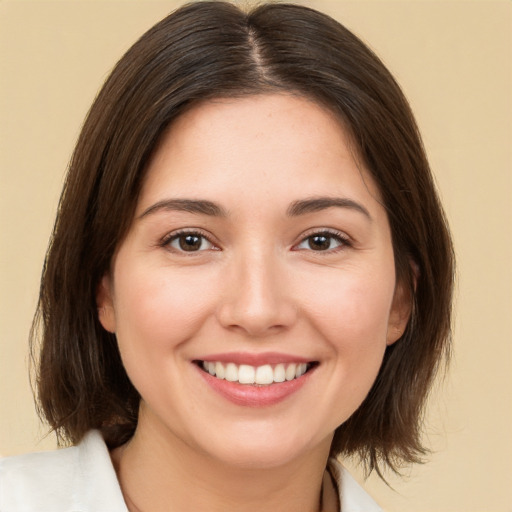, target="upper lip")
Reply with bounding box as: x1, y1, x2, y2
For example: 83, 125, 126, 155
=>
195, 352, 315, 366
